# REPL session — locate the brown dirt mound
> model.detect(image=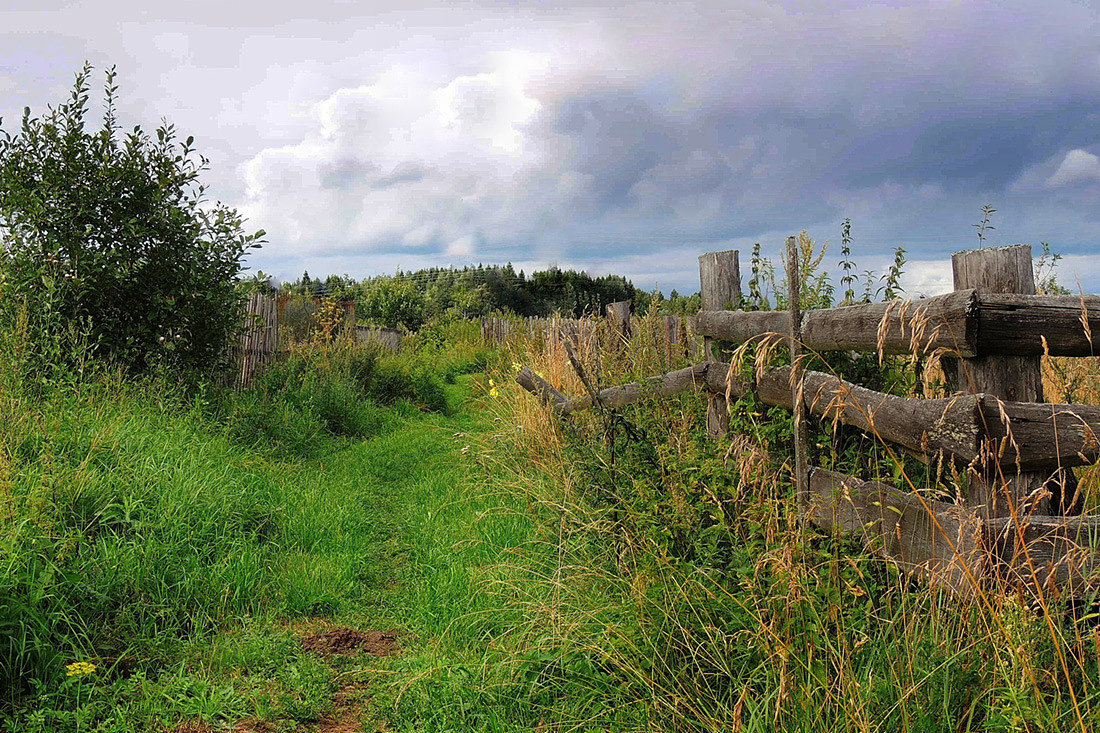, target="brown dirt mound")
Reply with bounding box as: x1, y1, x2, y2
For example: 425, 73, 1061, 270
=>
300, 627, 401, 658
